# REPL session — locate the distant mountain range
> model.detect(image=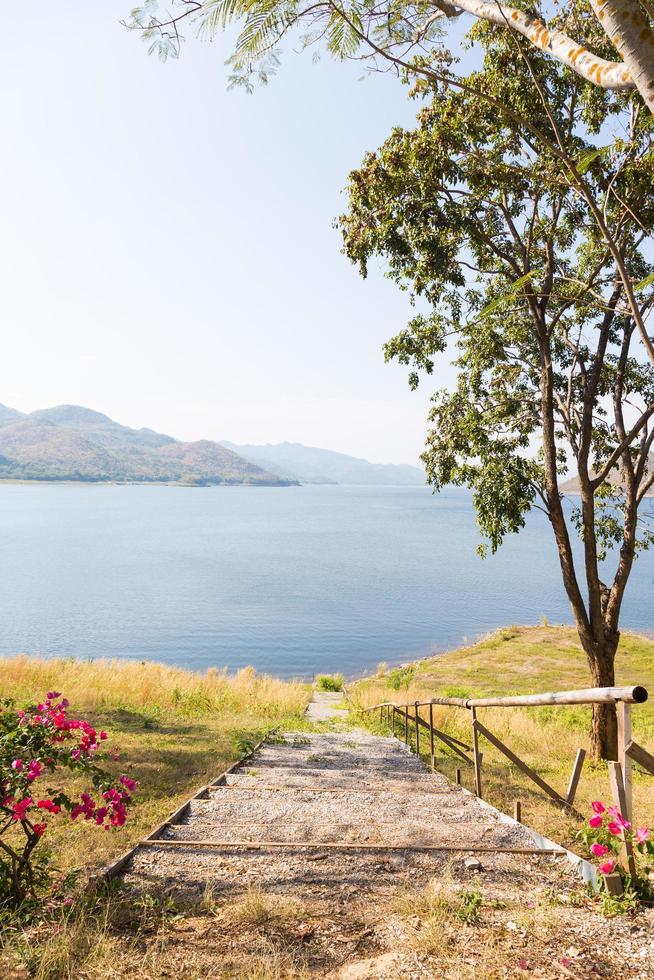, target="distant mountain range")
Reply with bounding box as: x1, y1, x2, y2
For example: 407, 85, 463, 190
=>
0, 404, 424, 487
0, 404, 292, 486
221, 441, 425, 486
